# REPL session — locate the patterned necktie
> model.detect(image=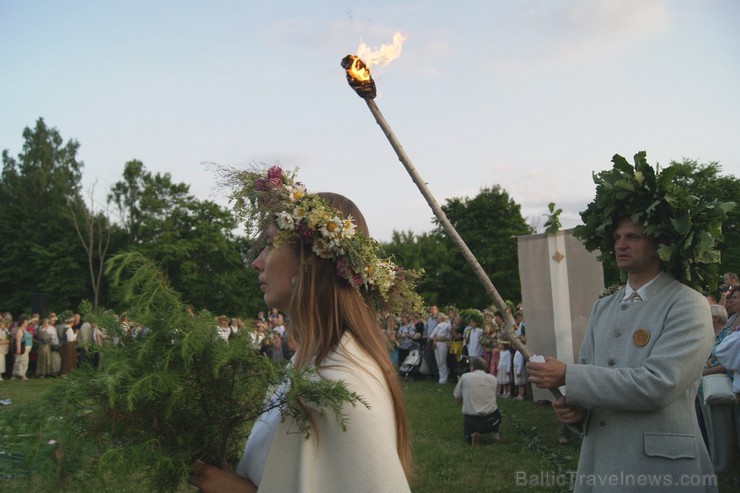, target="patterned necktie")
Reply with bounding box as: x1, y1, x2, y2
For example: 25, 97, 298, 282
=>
626, 291, 642, 303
